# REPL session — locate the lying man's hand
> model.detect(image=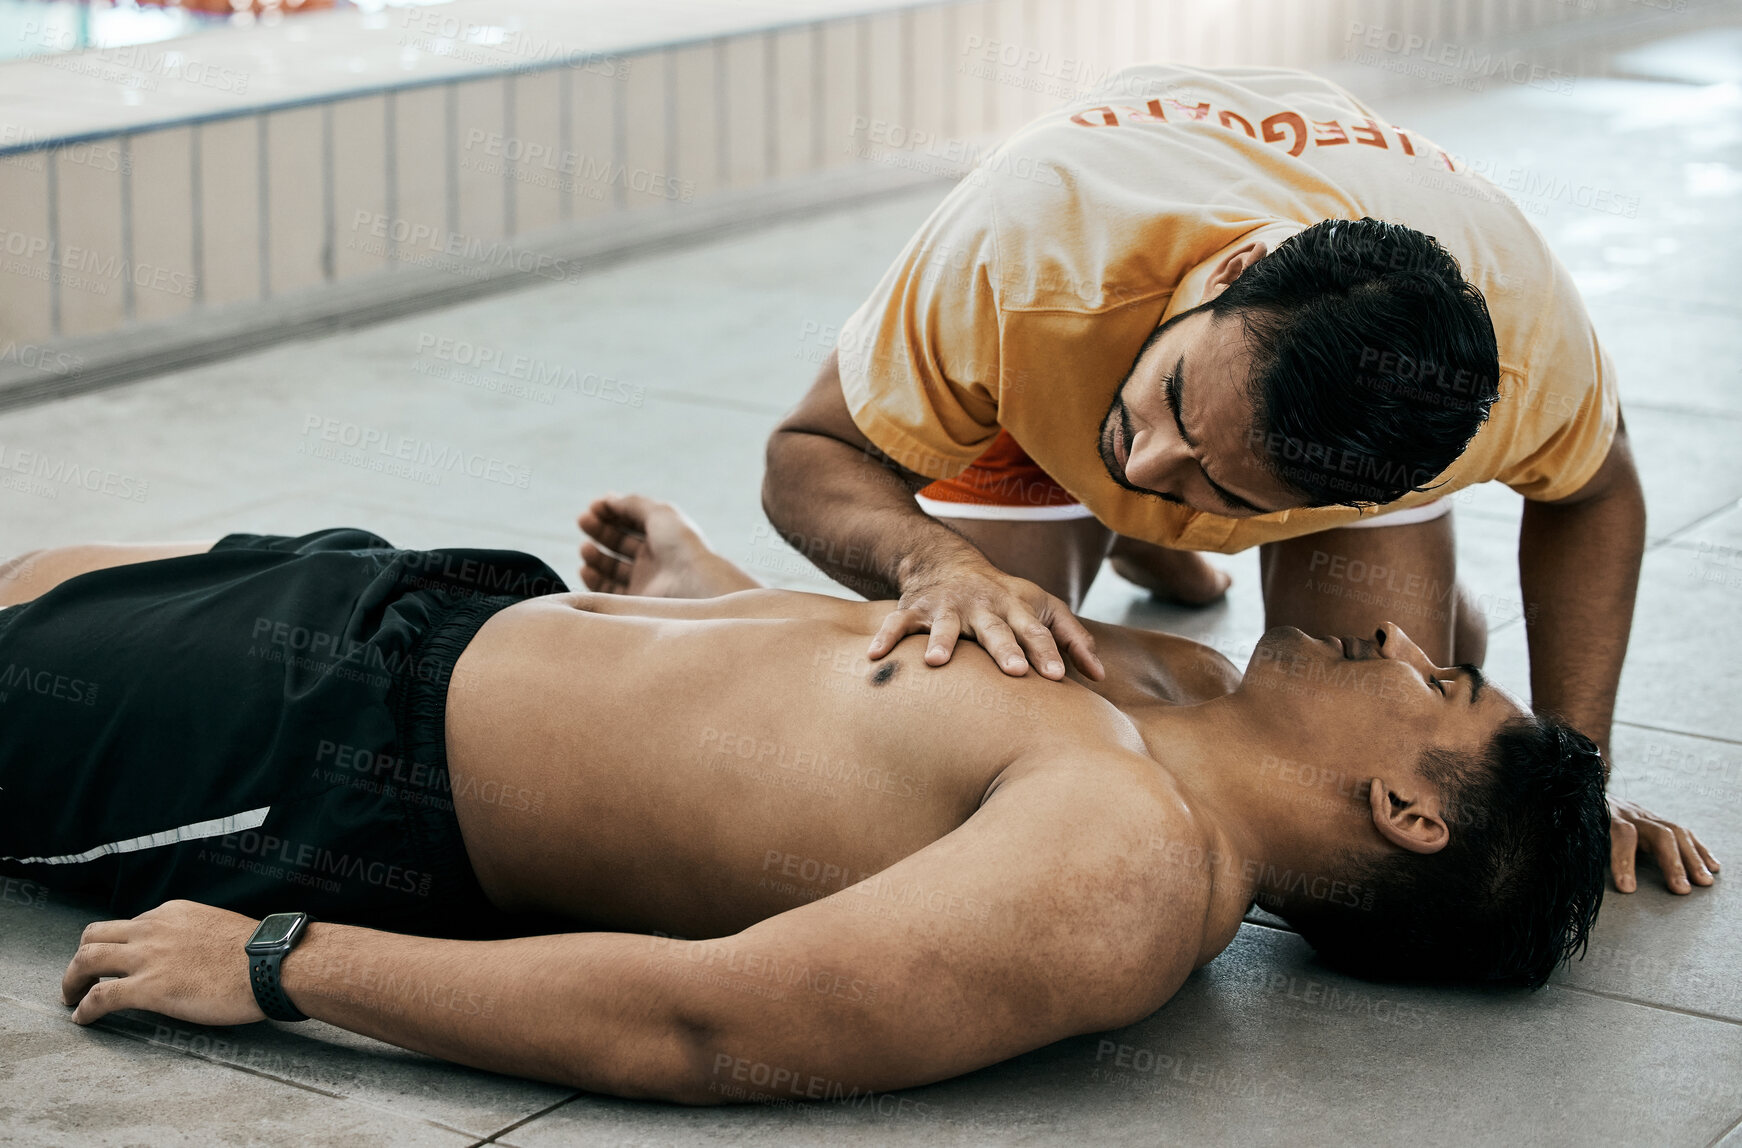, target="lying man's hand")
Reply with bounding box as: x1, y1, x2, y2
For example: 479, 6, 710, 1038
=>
868, 552, 1103, 681
62, 900, 266, 1026
1608, 796, 1720, 894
